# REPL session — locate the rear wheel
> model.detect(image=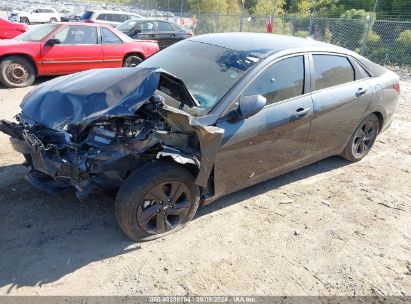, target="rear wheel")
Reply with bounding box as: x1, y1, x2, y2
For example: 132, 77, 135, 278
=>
115, 161, 200, 241
340, 113, 380, 162
0, 56, 36, 88
123, 55, 143, 67
50, 17, 57, 22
